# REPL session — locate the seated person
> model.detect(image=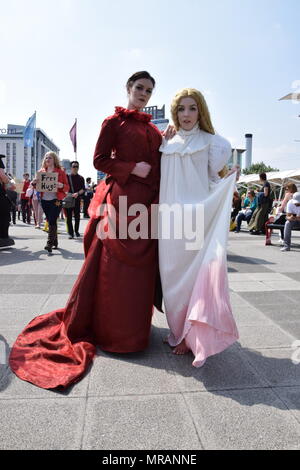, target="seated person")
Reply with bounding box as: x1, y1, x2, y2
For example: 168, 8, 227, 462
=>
248, 172, 272, 234
234, 189, 257, 232
274, 183, 298, 242
280, 192, 300, 252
